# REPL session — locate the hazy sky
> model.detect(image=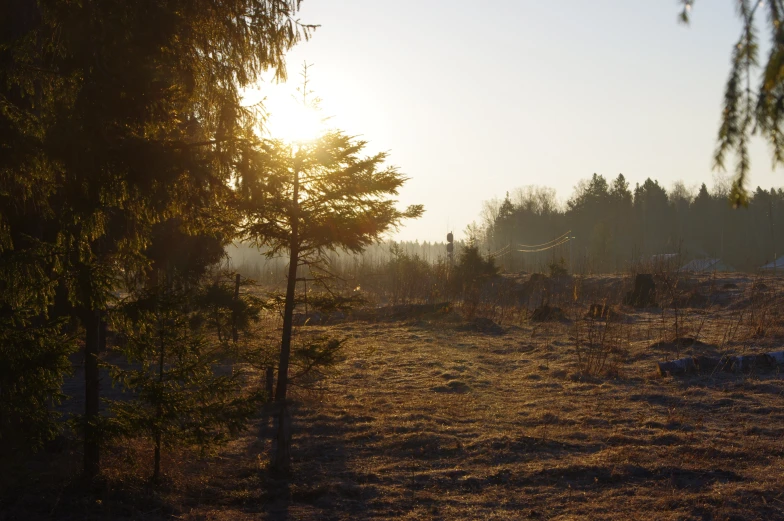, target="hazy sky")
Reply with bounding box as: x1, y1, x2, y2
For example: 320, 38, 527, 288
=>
252, 1, 784, 243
